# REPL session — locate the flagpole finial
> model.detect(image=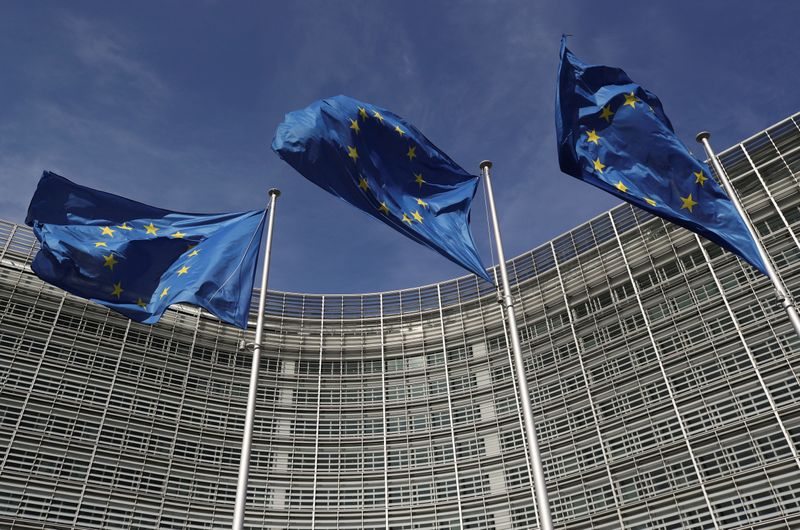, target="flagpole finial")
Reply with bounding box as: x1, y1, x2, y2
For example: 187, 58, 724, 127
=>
269, 188, 281, 197
479, 160, 493, 171
696, 131, 711, 143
